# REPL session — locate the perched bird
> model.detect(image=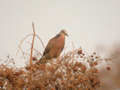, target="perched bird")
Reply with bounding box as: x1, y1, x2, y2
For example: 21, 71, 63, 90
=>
39, 30, 68, 64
